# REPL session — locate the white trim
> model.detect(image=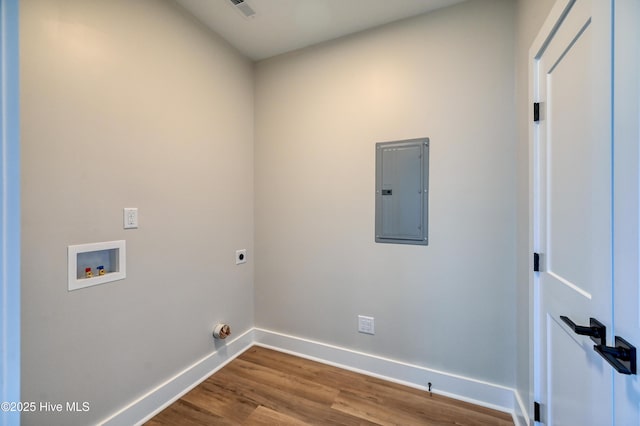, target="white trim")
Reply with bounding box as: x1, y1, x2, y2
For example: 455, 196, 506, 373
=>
252, 328, 519, 418
99, 327, 525, 425
99, 328, 255, 426
612, 0, 640, 422
528, 2, 577, 425
530, 0, 575, 60
0, 1, 20, 425
512, 389, 529, 426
